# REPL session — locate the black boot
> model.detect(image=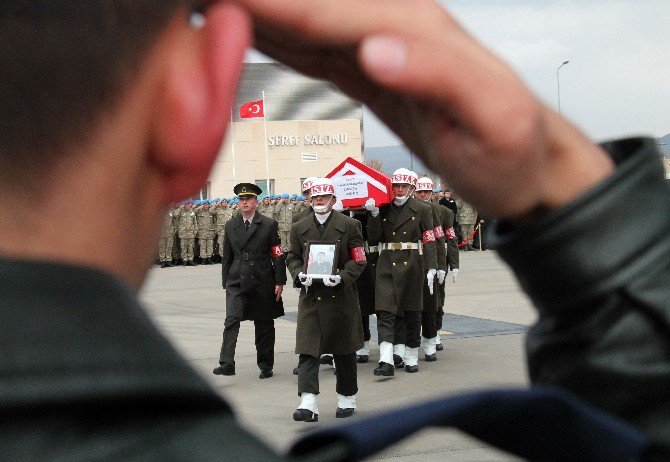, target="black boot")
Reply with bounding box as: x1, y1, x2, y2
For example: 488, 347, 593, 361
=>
356, 354, 369, 363
212, 362, 235, 375
393, 354, 404, 368
336, 408, 355, 418
160, 262, 167, 268
373, 362, 394, 376
425, 353, 437, 362
293, 409, 318, 422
